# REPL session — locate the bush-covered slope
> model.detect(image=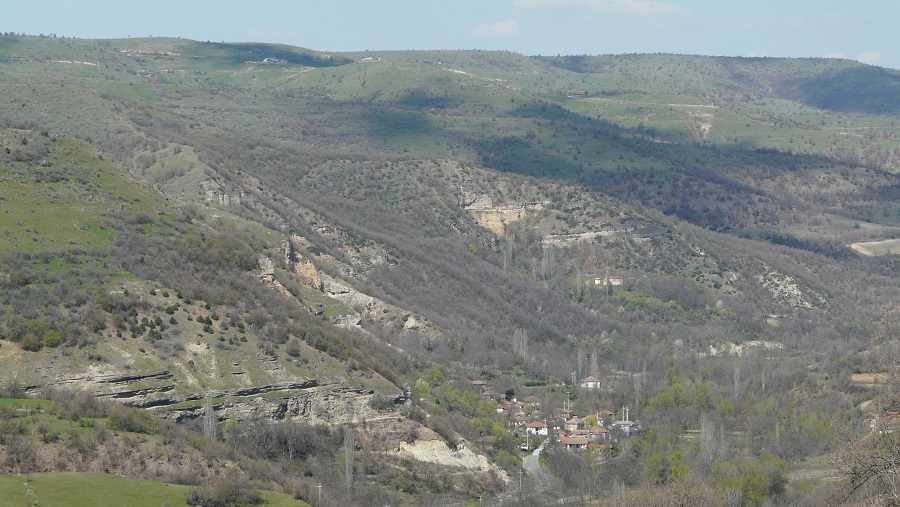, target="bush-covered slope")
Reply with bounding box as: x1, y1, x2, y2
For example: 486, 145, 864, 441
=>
0, 35, 898, 505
